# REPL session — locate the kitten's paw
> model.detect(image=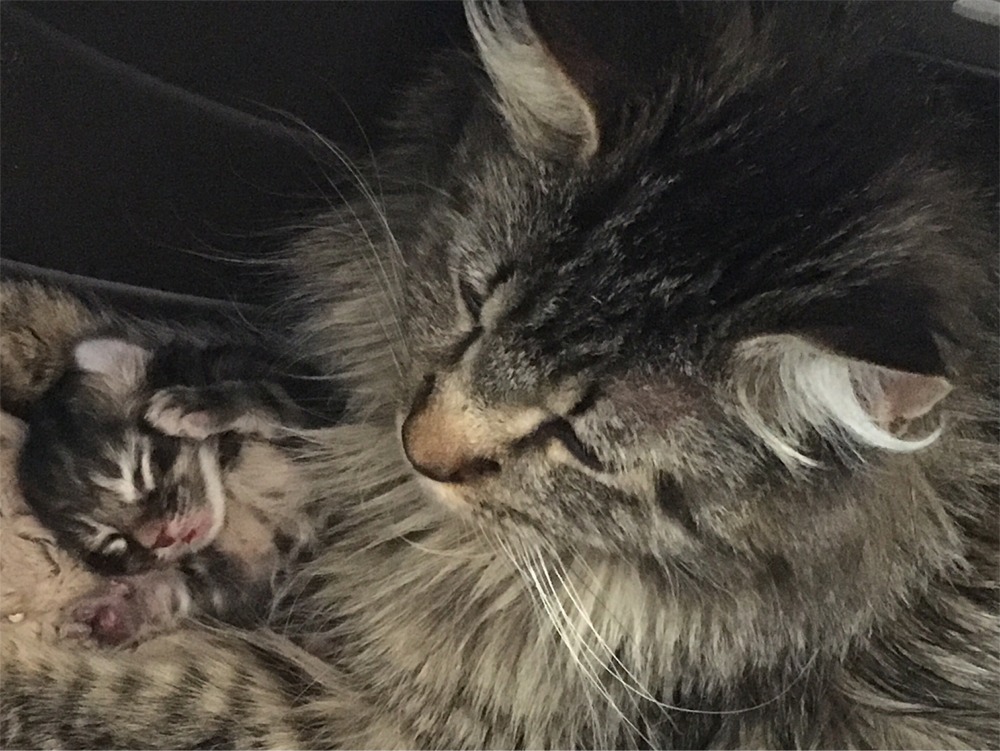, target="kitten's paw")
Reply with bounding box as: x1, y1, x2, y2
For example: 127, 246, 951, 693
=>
60, 579, 144, 647
59, 572, 185, 647
145, 387, 216, 439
